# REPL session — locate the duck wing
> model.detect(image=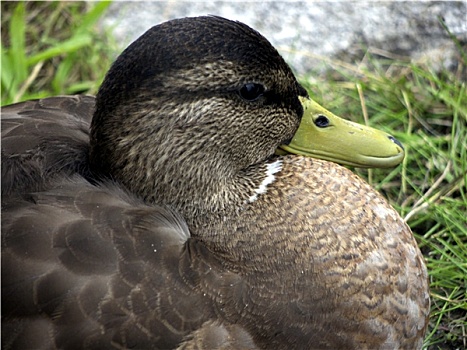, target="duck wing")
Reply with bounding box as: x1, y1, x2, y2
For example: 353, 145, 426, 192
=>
1, 176, 209, 349
1, 95, 94, 196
